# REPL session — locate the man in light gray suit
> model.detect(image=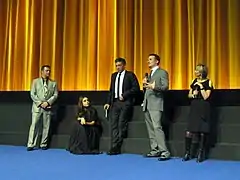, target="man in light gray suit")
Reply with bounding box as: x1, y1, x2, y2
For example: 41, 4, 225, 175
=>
27, 65, 58, 151
143, 54, 170, 161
